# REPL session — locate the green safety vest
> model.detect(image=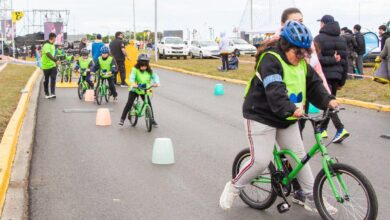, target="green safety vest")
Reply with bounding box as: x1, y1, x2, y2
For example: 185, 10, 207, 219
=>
66, 54, 73, 62
98, 56, 113, 78
56, 49, 64, 56
244, 51, 307, 121
132, 68, 152, 95
79, 57, 92, 76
